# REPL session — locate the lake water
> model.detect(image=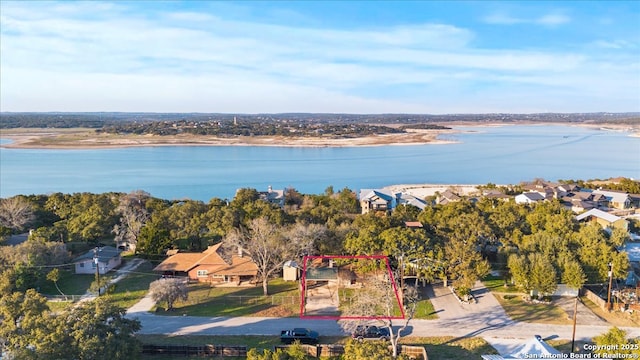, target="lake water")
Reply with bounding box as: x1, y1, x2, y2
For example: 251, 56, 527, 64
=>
1, 125, 638, 201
